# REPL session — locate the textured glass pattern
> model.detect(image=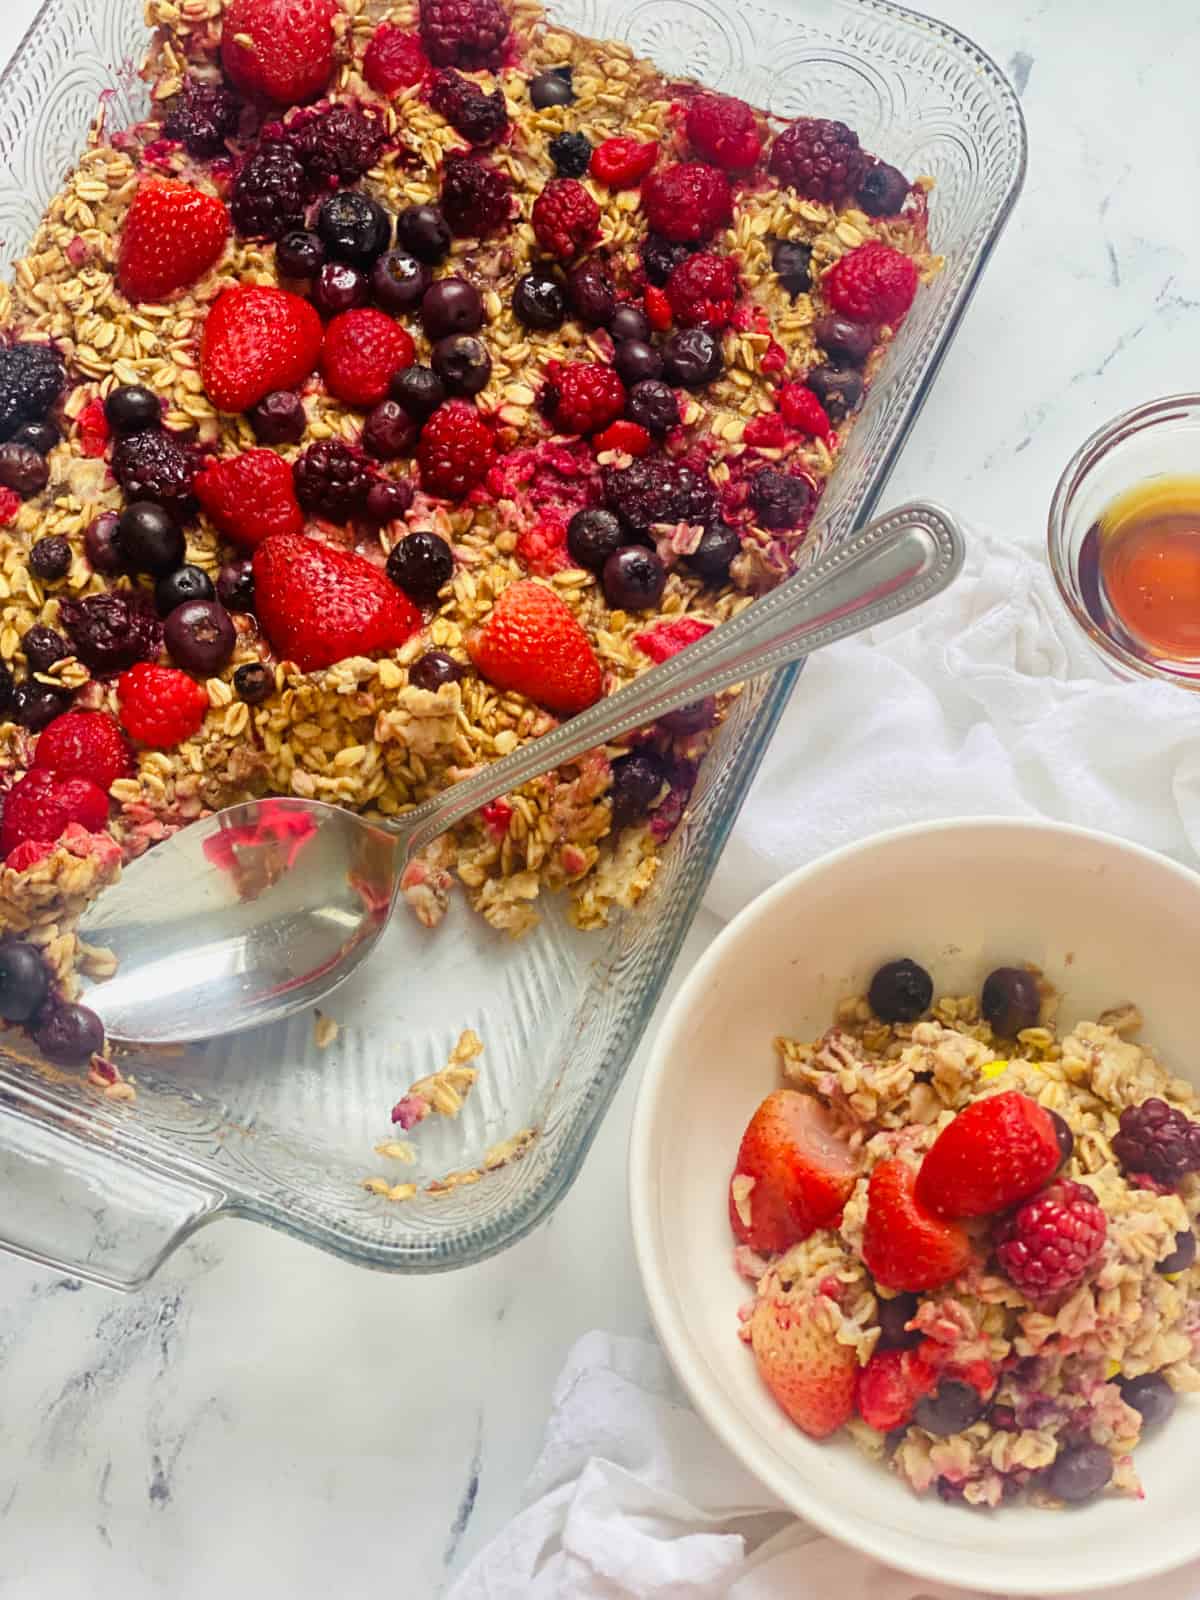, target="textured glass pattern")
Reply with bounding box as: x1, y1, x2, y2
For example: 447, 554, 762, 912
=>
0, 0, 1025, 1283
